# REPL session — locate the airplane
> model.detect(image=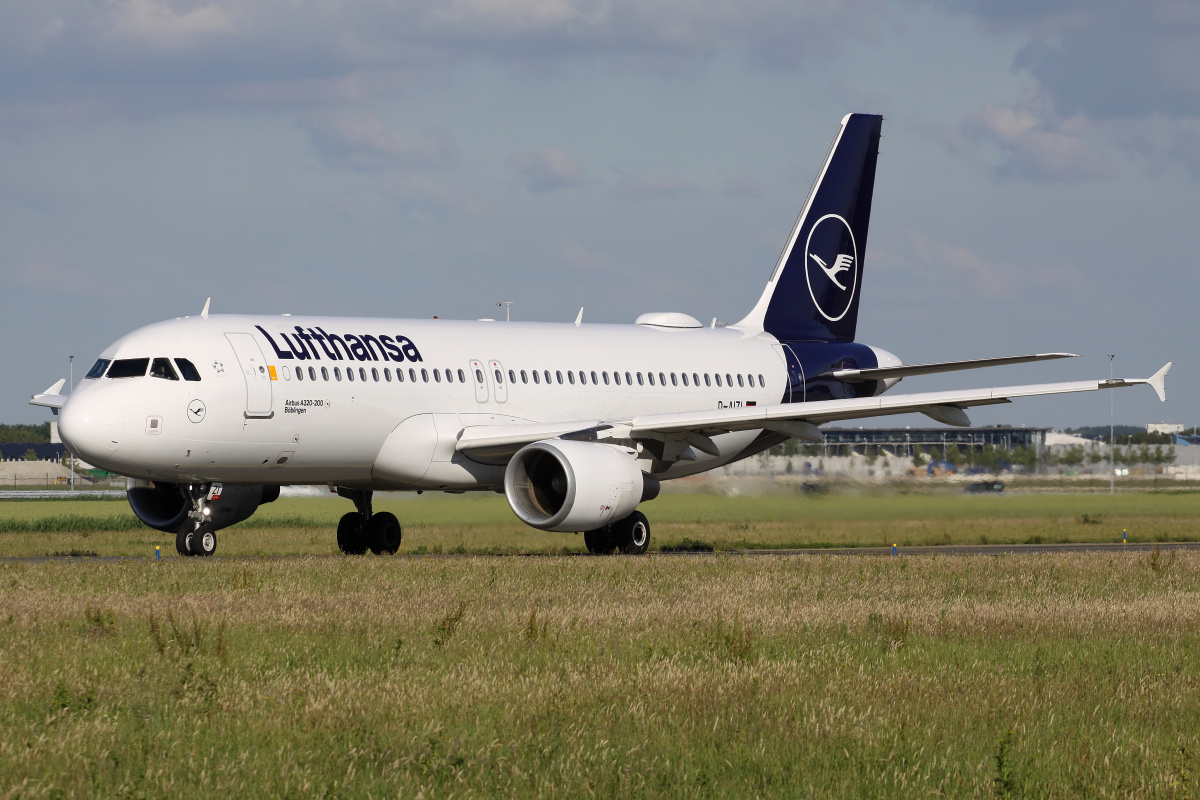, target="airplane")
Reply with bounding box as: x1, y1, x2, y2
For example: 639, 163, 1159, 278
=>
30, 113, 1172, 557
